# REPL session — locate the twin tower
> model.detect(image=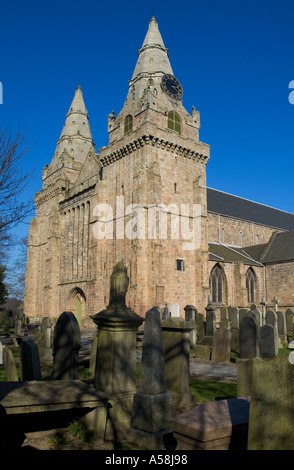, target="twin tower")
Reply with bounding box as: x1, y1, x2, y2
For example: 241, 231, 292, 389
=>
24, 17, 211, 324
